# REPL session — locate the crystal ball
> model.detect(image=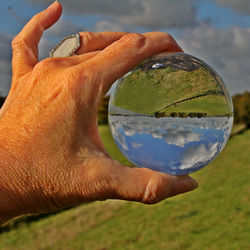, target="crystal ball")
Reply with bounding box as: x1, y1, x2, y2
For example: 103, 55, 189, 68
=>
108, 52, 233, 175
